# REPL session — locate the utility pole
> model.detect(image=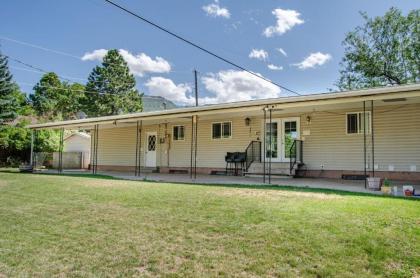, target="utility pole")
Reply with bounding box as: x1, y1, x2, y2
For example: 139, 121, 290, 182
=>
194, 69, 198, 107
